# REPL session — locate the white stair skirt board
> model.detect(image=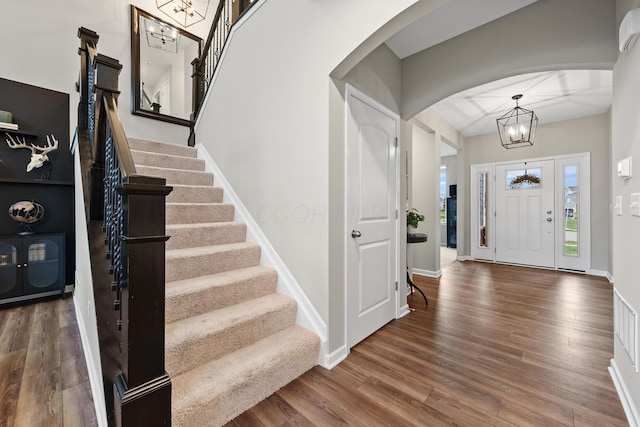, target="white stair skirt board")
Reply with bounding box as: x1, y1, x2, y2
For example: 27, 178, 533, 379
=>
73, 285, 108, 427
195, 143, 331, 368
609, 358, 640, 427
